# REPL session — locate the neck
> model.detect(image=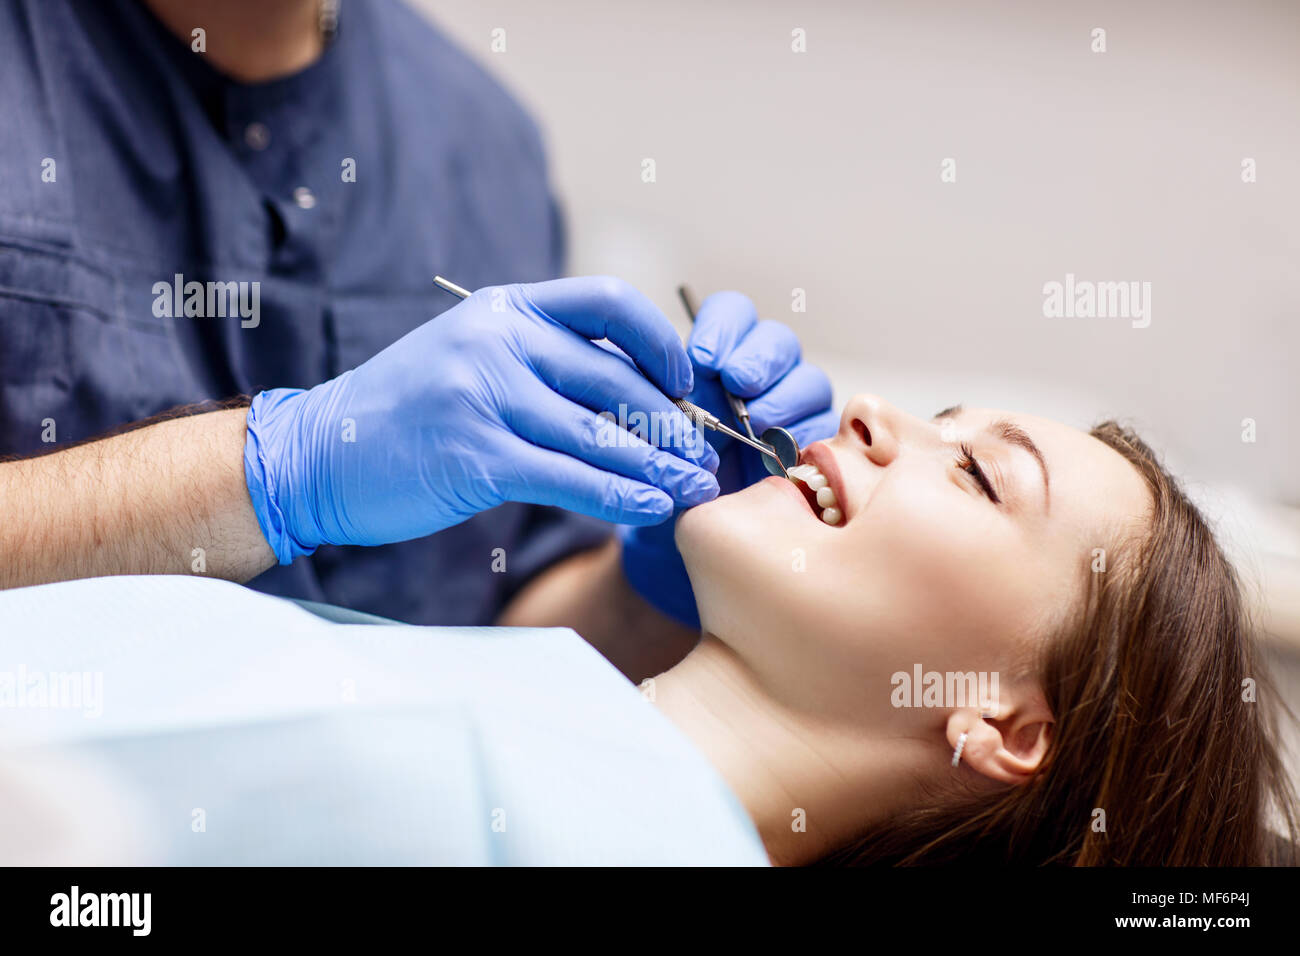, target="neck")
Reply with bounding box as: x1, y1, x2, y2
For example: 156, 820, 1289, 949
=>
652, 635, 936, 865
142, 0, 325, 84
